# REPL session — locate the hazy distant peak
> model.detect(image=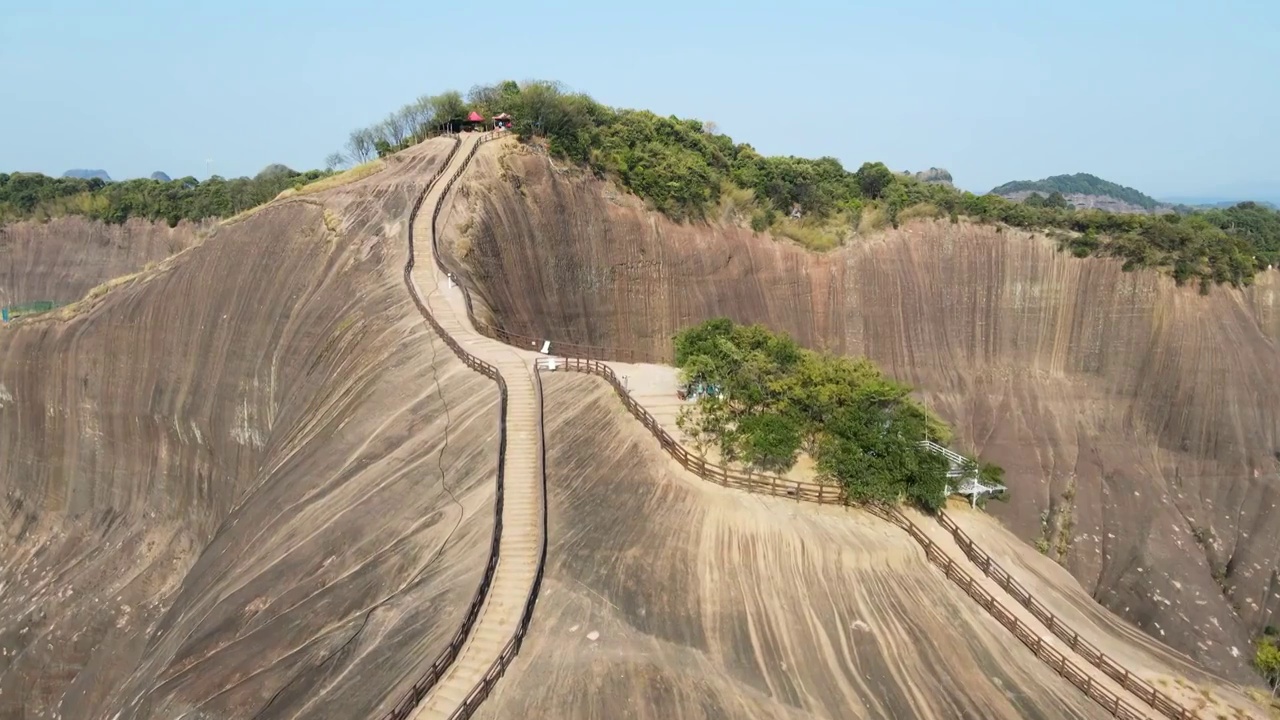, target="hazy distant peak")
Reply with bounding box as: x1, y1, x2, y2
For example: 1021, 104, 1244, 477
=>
62, 168, 111, 181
